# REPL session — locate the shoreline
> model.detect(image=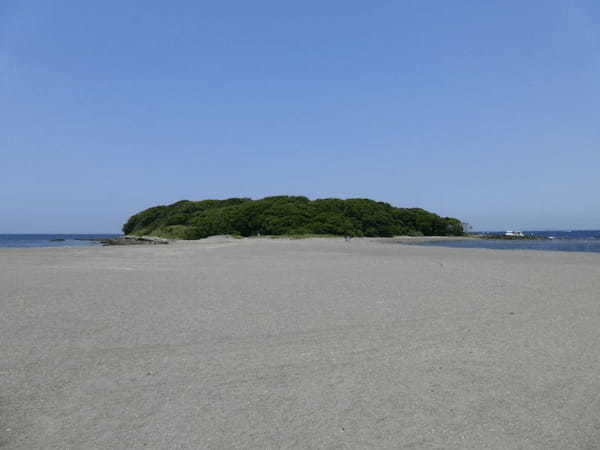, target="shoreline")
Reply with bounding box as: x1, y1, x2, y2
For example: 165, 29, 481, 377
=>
5, 234, 600, 256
